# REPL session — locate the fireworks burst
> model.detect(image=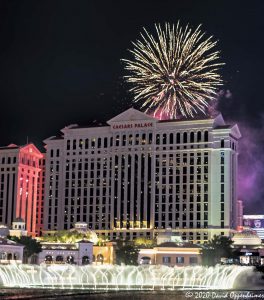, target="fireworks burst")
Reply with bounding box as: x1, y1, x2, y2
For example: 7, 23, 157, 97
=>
122, 22, 224, 119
